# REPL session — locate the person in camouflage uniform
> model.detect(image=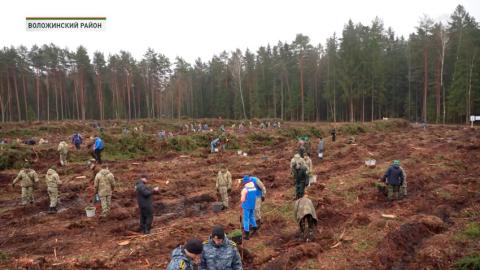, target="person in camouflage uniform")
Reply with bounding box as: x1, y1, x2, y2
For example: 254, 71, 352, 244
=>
304, 153, 313, 175
294, 193, 318, 242
167, 239, 203, 270
200, 225, 242, 270
57, 141, 69, 166
248, 176, 267, 224
304, 153, 315, 186
216, 166, 232, 209
12, 163, 39, 205
45, 166, 62, 213
94, 165, 116, 217
290, 154, 306, 181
